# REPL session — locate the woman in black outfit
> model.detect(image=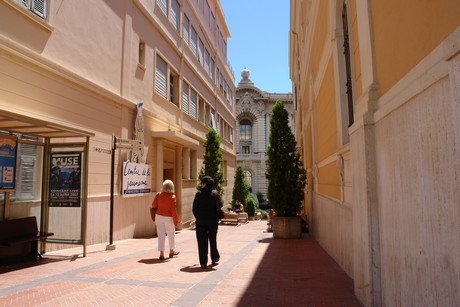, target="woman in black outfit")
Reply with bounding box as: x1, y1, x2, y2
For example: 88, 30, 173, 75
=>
192, 176, 222, 269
